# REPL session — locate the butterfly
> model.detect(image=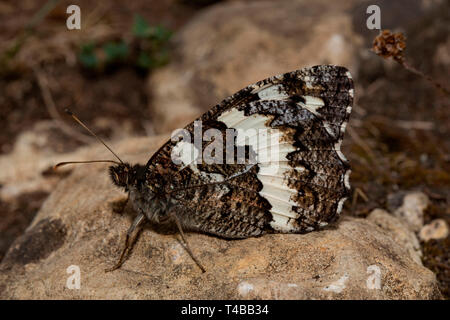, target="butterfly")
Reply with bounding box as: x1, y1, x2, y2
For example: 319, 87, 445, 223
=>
56, 65, 354, 272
